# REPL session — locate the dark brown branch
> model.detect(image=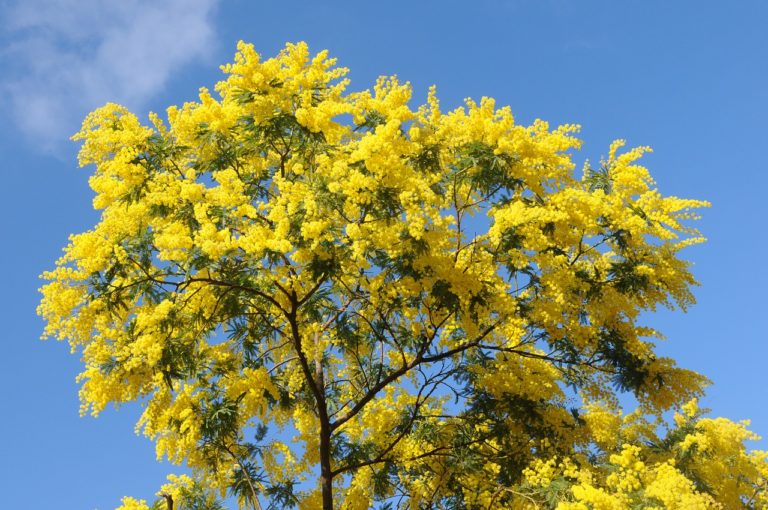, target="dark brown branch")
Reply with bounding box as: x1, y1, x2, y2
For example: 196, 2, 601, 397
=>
184, 277, 288, 315
159, 493, 173, 510
297, 274, 327, 307
330, 322, 498, 432
332, 368, 455, 477
478, 344, 617, 374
